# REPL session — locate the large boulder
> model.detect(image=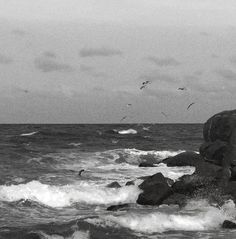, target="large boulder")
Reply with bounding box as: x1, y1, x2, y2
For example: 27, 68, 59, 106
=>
162, 151, 203, 167
200, 109, 236, 166
136, 173, 173, 205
